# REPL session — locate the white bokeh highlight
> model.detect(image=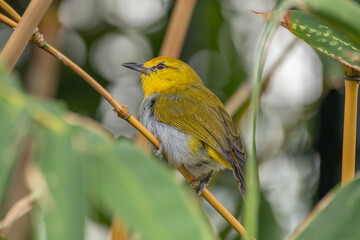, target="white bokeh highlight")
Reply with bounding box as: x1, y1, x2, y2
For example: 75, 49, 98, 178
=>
102, 0, 171, 29
262, 28, 323, 108
58, 0, 101, 31
91, 33, 152, 81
